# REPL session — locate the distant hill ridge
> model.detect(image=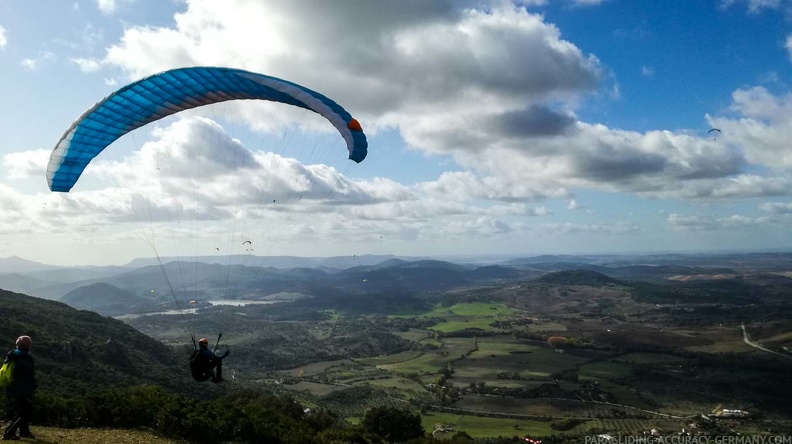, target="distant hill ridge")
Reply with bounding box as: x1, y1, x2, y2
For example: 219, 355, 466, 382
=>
3, 252, 791, 307
60, 282, 159, 317
537, 270, 624, 286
